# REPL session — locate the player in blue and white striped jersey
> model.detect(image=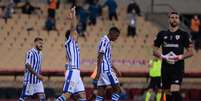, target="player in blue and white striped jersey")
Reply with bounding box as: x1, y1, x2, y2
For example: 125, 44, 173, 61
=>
56, 6, 87, 101
93, 27, 121, 101
18, 37, 47, 101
